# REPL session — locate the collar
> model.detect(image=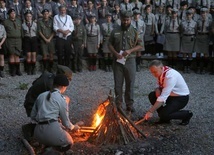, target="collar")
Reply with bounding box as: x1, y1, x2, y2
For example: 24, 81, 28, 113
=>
26, 6, 32, 10
14, 2, 19, 5
0, 8, 7, 12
